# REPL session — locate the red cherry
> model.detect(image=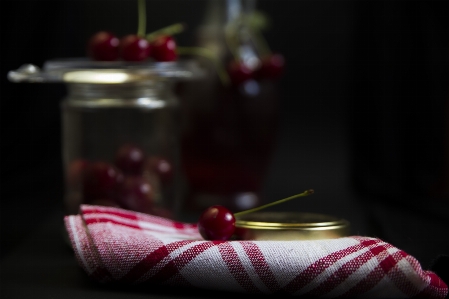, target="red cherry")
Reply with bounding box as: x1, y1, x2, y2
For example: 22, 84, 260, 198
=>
116, 176, 155, 213
66, 159, 89, 189
119, 35, 151, 62
87, 31, 120, 61
197, 190, 315, 241
144, 156, 173, 184
83, 161, 124, 202
150, 35, 177, 62
256, 53, 285, 80
227, 61, 253, 86
198, 205, 236, 241
114, 144, 145, 175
